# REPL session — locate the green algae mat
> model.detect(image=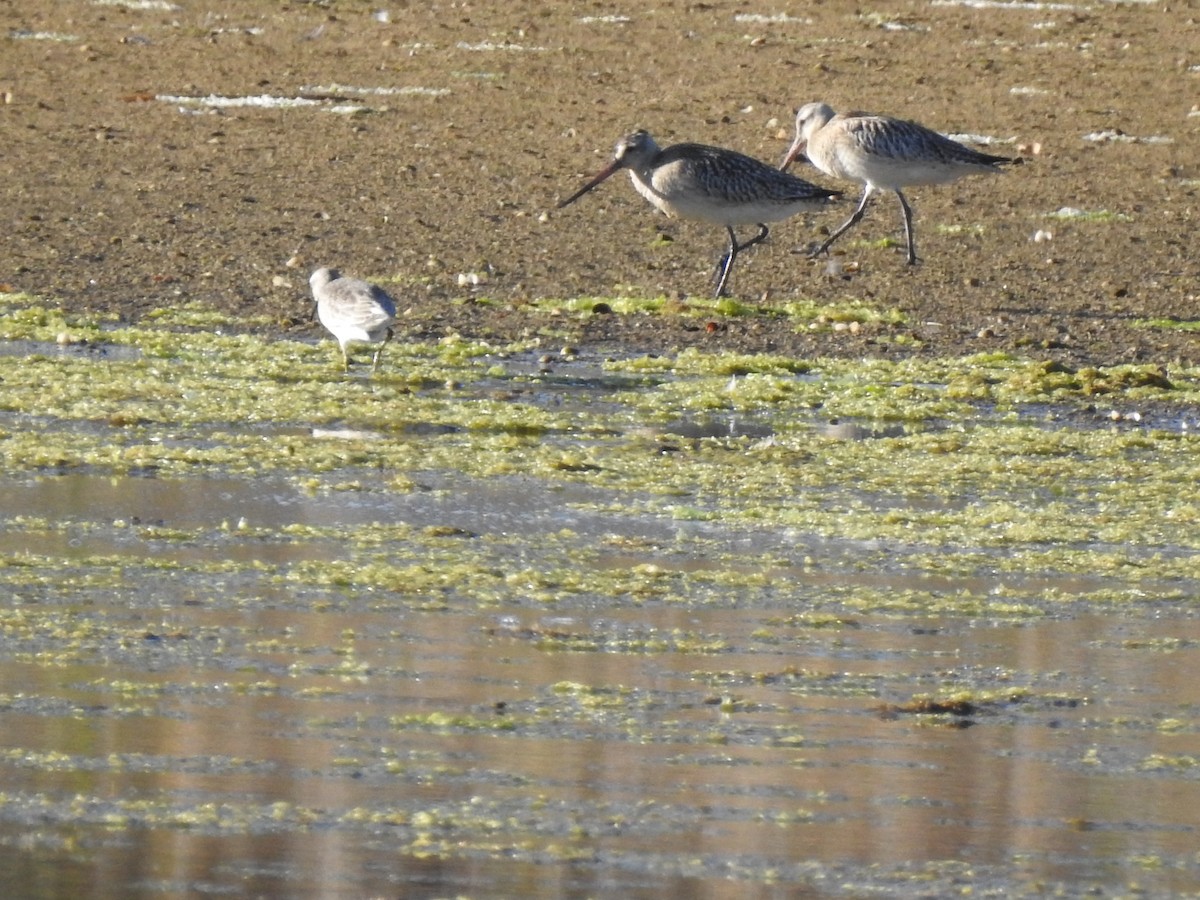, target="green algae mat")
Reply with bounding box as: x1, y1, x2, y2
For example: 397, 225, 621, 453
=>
3, 293, 1200, 897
